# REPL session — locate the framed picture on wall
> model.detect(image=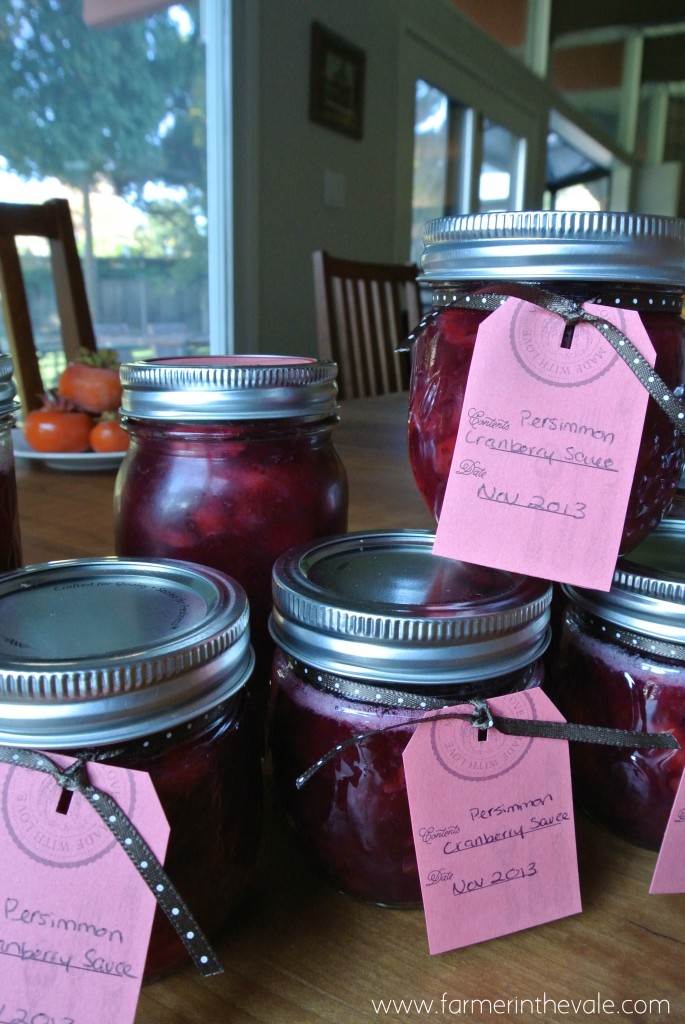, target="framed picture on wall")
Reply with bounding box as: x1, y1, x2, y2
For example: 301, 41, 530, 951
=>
309, 21, 365, 140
